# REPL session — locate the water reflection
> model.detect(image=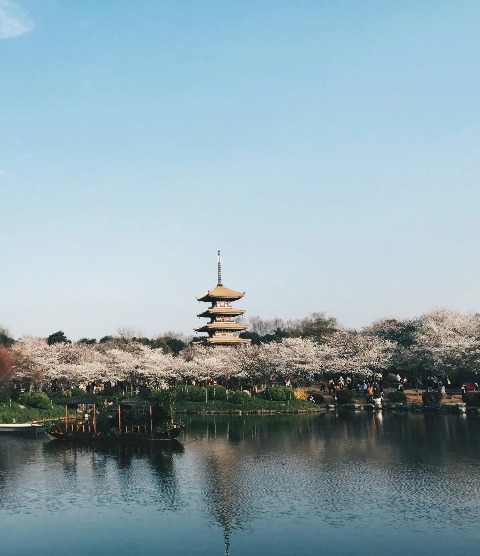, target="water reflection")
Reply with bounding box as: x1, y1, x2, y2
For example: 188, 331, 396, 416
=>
183, 411, 480, 464
0, 414, 480, 555
182, 413, 480, 540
